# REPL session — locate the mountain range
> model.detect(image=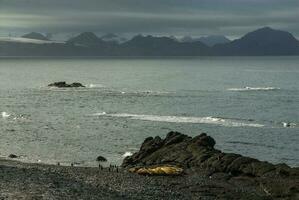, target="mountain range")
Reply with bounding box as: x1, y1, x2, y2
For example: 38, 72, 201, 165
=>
0, 27, 299, 56
180, 35, 230, 46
